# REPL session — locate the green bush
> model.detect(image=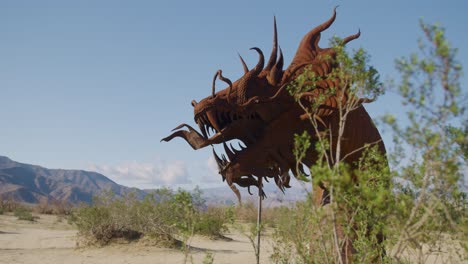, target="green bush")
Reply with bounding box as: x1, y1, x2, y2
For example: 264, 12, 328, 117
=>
195, 206, 234, 237
71, 191, 170, 245
0, 197, 21, 212
35, 199, 72, 215
70, 188, 232, 246
269, 19, 467, 263
14, 207, 35, 221
234, 200, 290, 228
